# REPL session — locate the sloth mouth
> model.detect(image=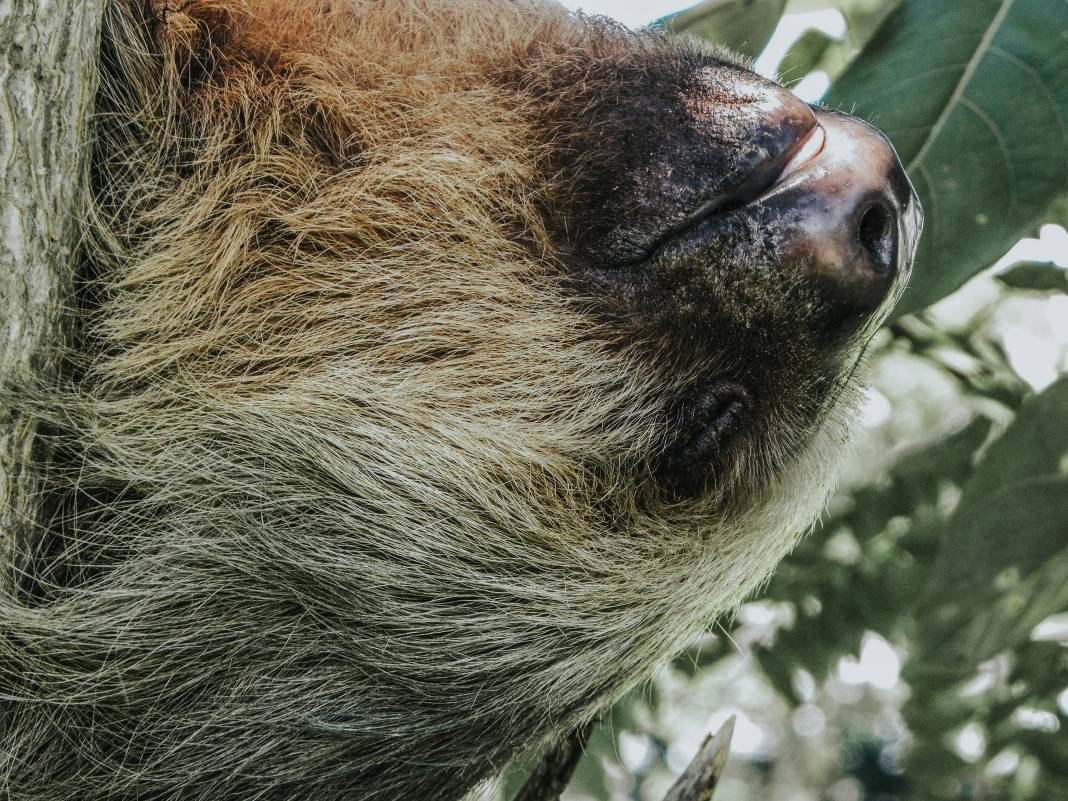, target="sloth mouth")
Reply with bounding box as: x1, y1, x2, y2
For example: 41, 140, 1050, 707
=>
709, 121, 826, 214
771, 122, 827, 187
656, 382, 753, 498
682, 122, 826, 224
642, 120, 826, 260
